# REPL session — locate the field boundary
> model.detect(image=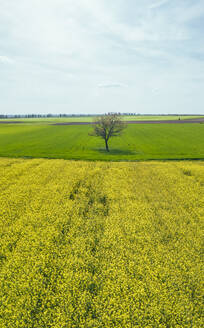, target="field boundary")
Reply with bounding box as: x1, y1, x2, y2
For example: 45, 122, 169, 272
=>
0, 118, 204, 125
0, 155, 203, 163
53, 118, 204, 125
